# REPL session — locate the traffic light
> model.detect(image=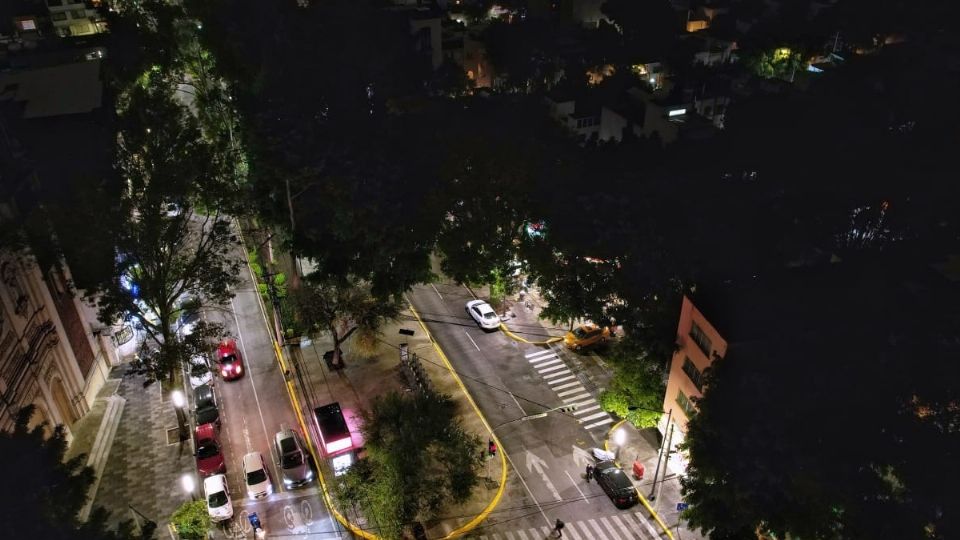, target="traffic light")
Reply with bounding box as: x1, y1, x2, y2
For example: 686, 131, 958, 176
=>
488, 439, 497, 456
